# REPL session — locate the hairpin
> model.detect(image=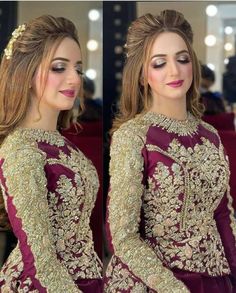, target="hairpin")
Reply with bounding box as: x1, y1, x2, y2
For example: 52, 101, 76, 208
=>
4, 24, 26, 60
